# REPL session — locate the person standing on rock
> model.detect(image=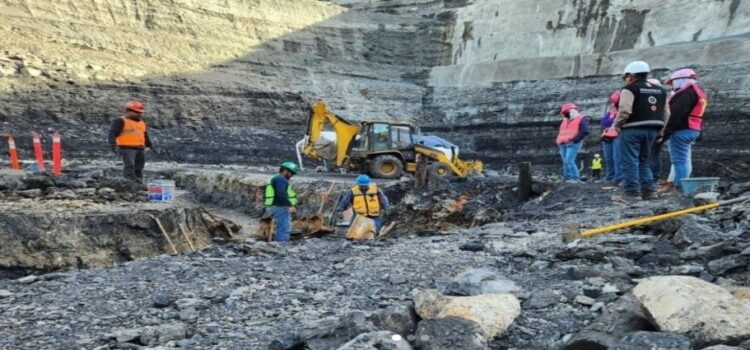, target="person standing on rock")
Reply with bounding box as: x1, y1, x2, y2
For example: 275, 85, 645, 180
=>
614, 61, 670, 202
600, 90, 621, 183
336, 175, 391, 232
556, 103, 590, 183
108, 100, 153, 182
661, 68, 708, 192
264, 162, 300, 242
